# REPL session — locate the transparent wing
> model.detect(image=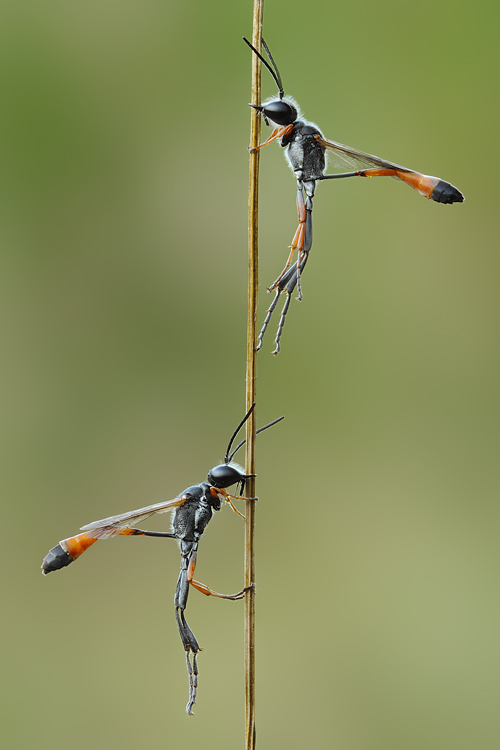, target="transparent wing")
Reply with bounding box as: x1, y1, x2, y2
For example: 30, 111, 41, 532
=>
323, 147, 360, 171
80, 495, 187, 539
318, 135, 414, 174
